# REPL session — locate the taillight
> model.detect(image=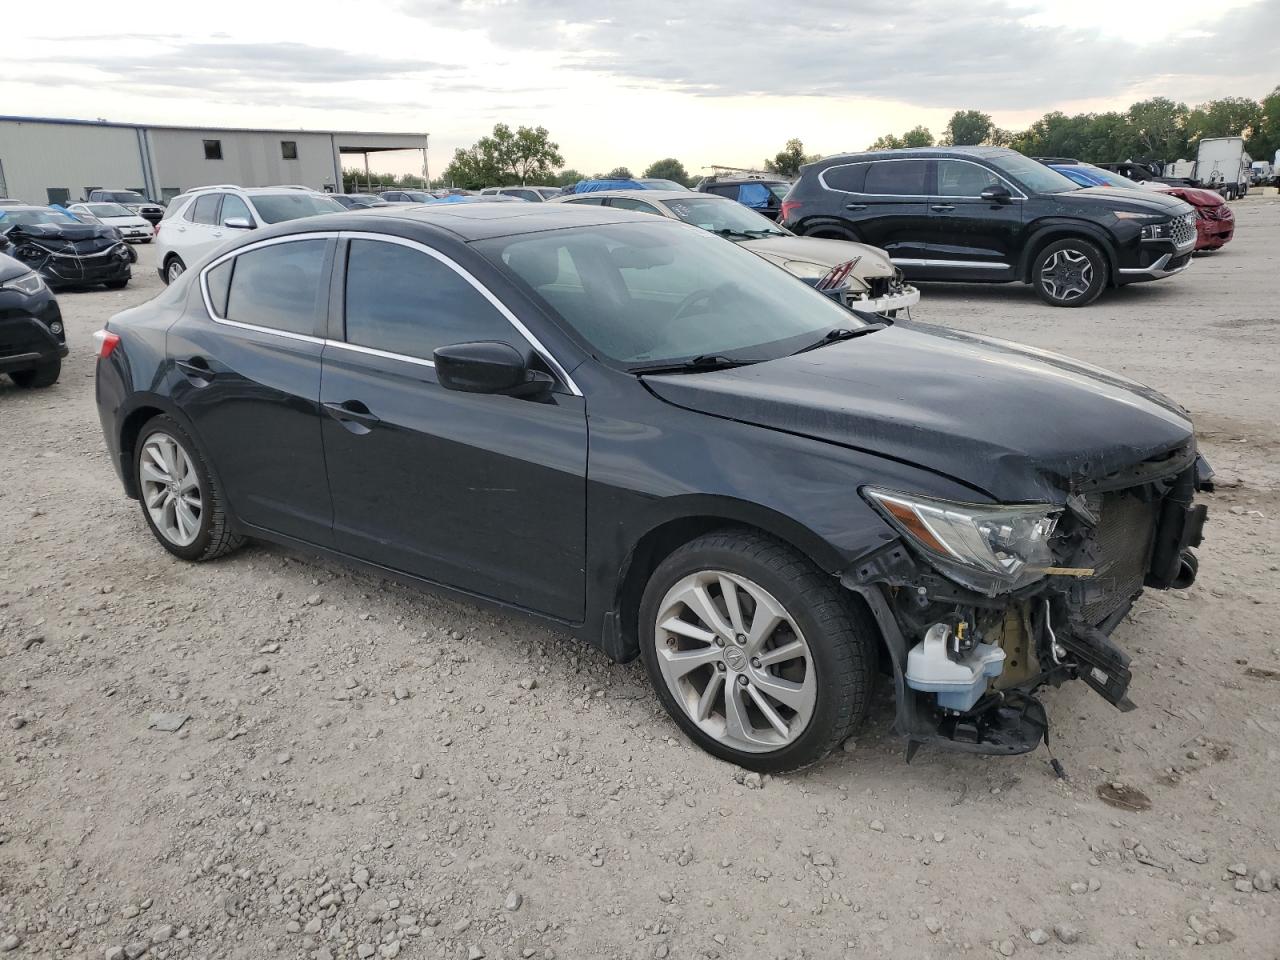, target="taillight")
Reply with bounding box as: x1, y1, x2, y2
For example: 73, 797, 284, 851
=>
780, 199, 800, 223
93, 329, 120, 359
